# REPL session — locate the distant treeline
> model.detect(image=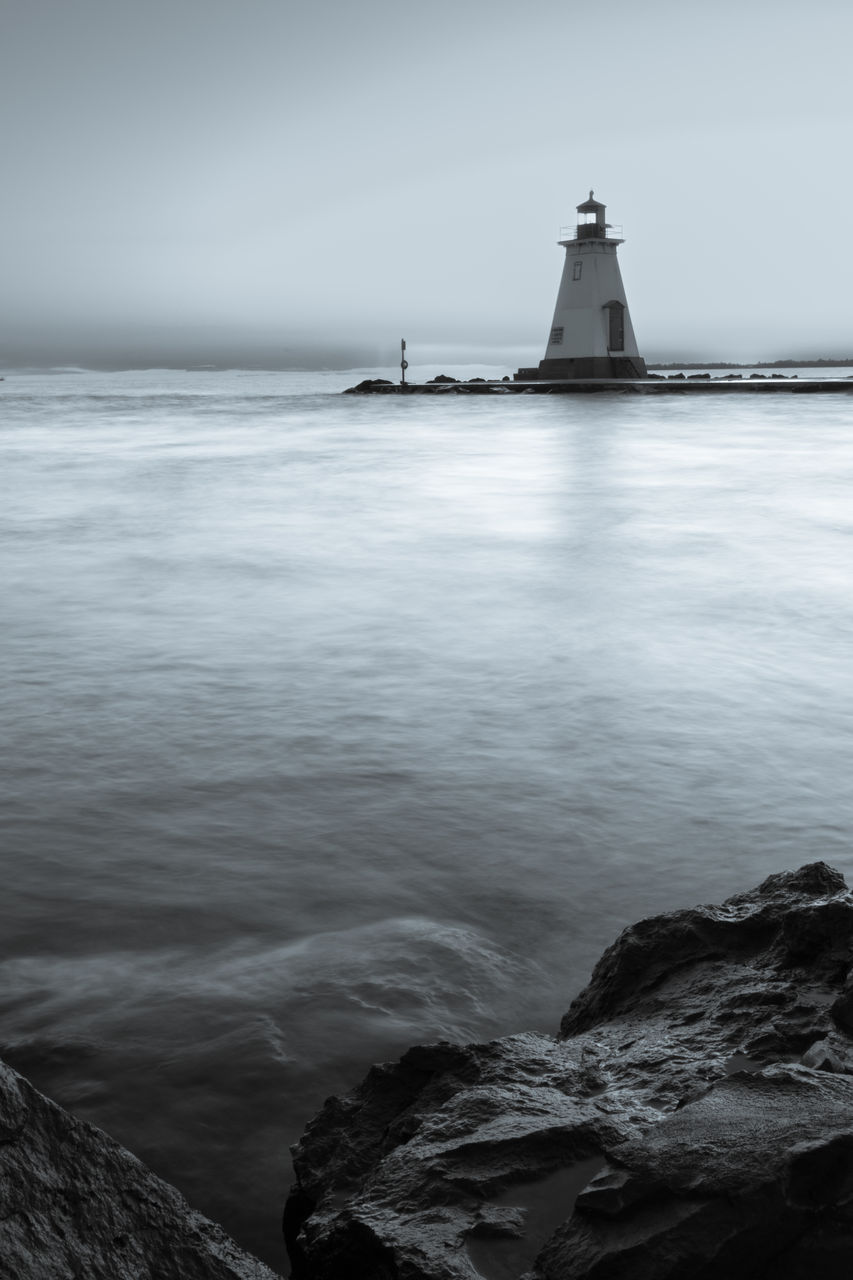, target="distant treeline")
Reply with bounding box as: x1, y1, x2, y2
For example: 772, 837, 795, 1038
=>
649, 358, 853, 369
